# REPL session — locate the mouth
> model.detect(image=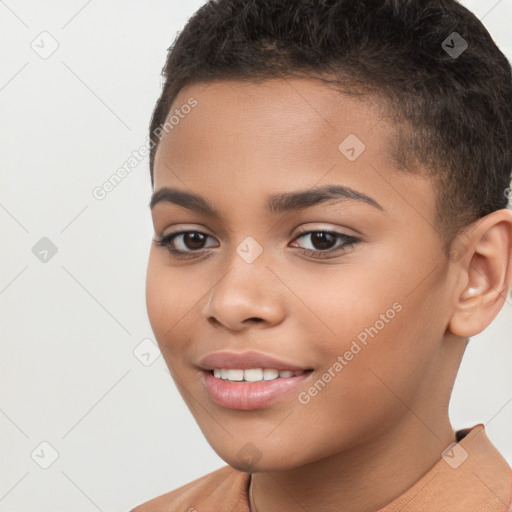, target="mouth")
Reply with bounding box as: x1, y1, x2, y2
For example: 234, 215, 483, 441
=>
201, 368, 314, 410
198, 349, 311, 373
197, 350, 314, 410
208, 368, 311, 382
